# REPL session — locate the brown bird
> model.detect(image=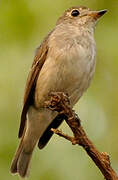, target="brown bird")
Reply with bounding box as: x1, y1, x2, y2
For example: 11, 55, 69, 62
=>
10, 6, 107, 178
